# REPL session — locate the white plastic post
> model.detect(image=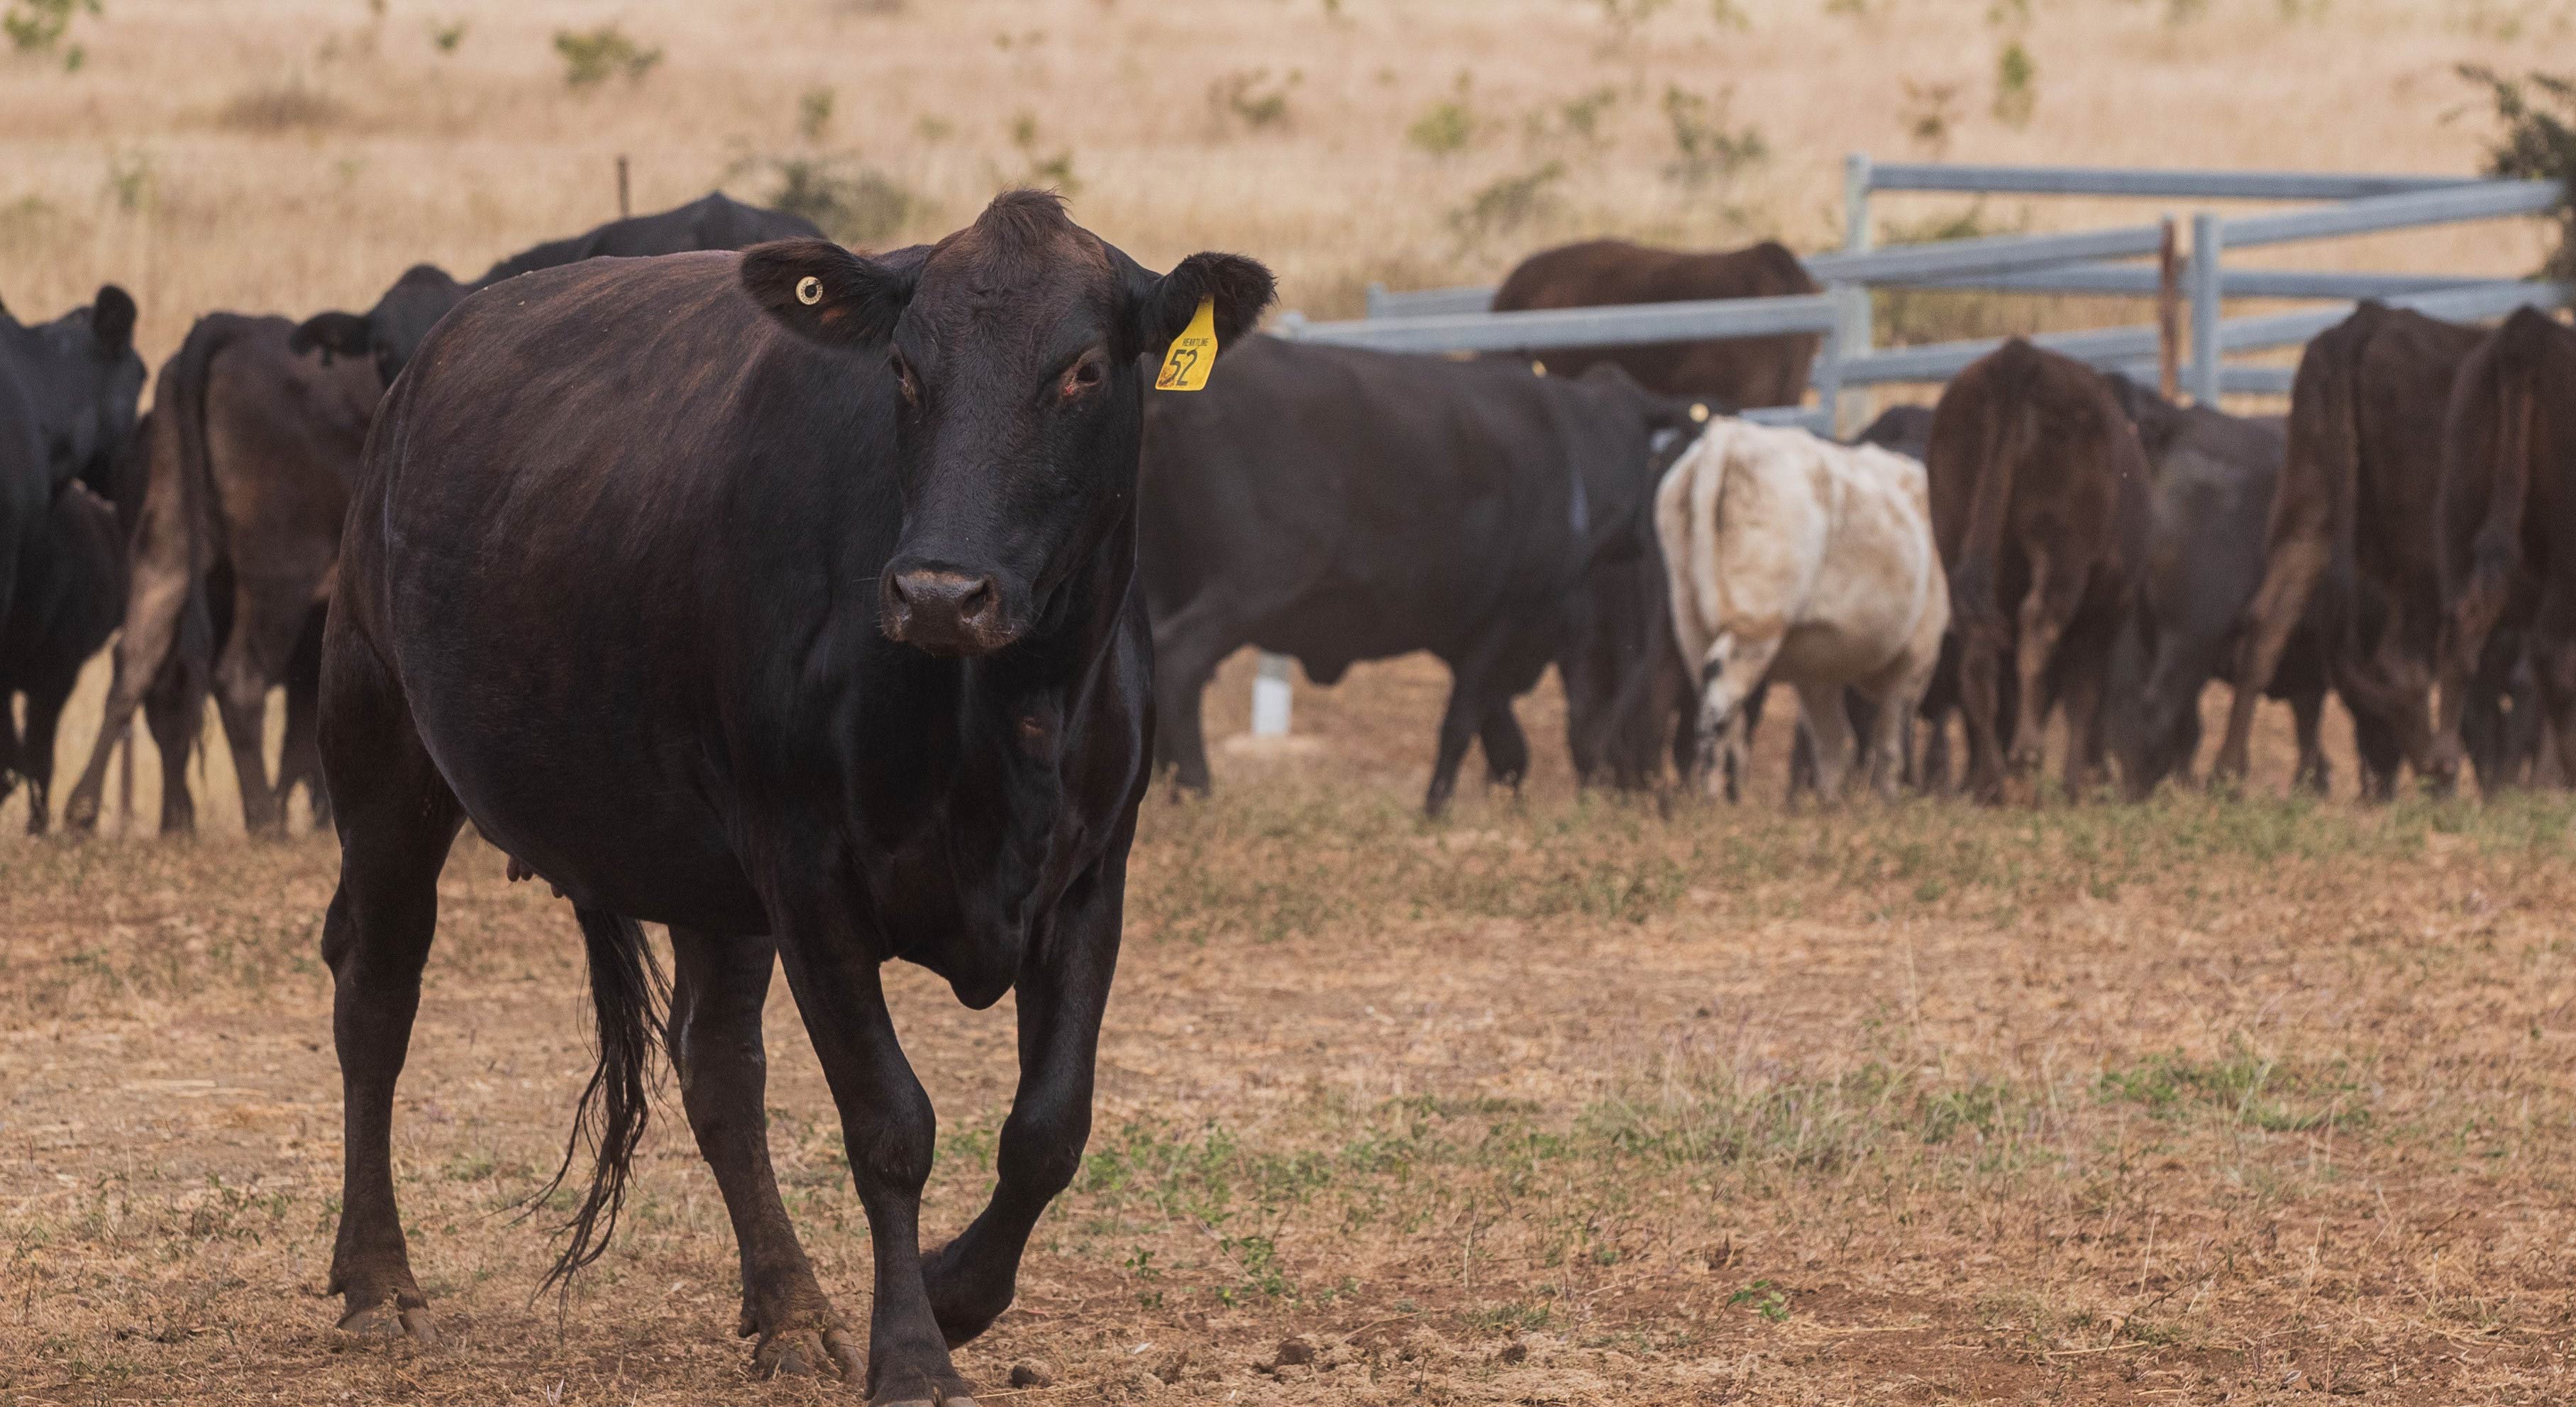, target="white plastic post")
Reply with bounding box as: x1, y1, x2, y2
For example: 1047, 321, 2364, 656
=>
1251, 652, 1294, 736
